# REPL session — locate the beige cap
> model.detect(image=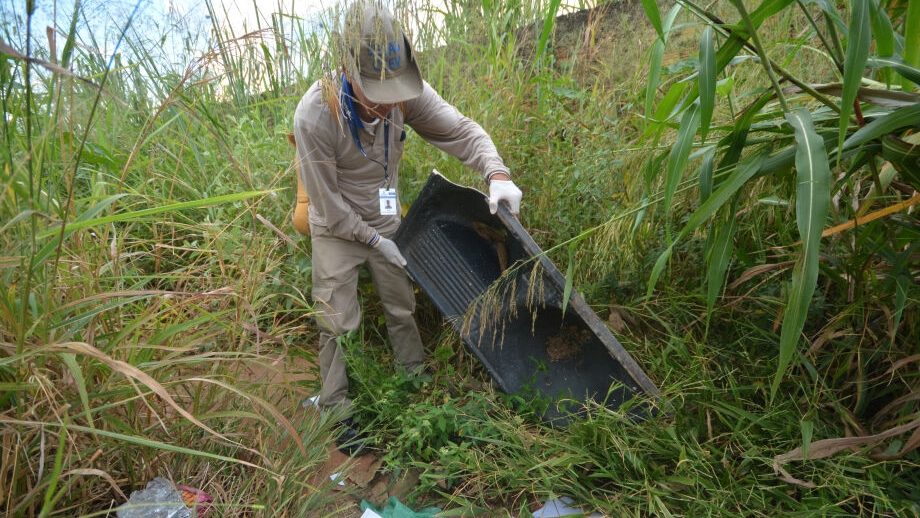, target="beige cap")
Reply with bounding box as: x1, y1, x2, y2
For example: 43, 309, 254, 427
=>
341, 2, 423, 104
